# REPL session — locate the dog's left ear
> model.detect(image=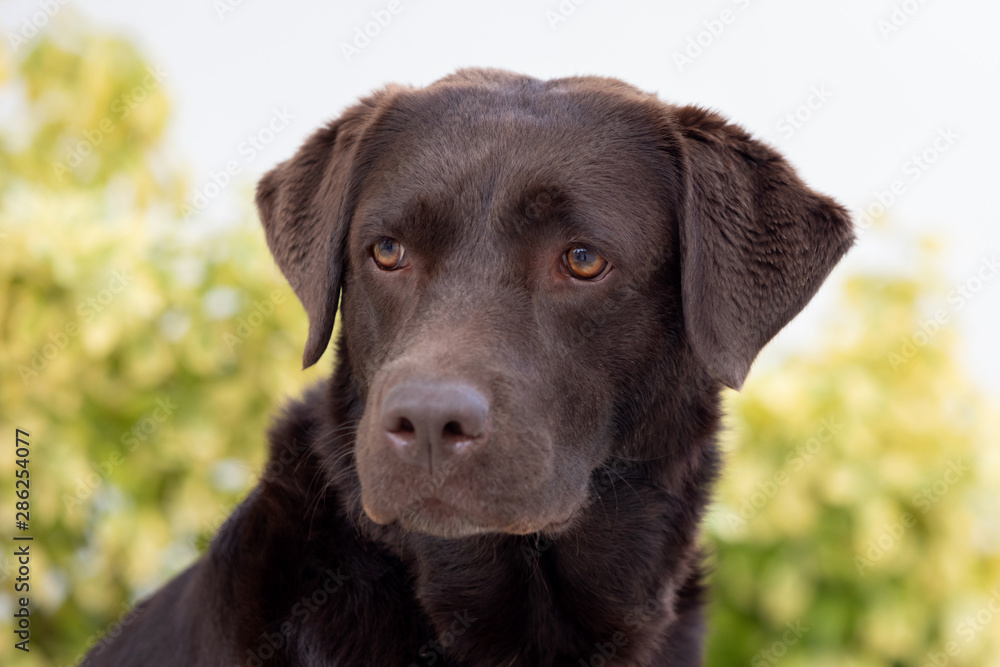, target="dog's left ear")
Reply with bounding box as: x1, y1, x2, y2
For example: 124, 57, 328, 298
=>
256, 96, 384, 368
669, 106, 854, 389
